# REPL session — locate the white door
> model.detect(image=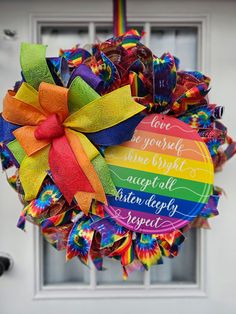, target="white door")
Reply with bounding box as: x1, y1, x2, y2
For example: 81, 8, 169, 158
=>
1, 1, 236, 313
